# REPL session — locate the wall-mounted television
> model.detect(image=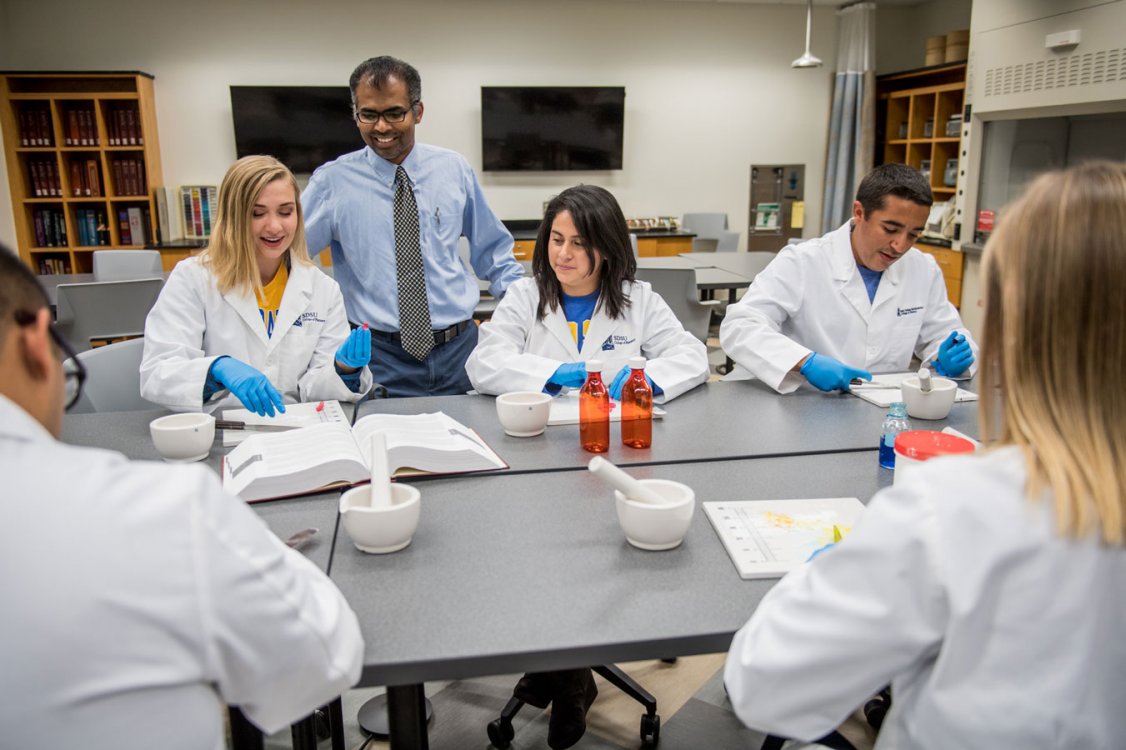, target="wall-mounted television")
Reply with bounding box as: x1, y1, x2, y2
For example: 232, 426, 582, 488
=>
481, 86, 625, 172
230, 86, 359, 174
